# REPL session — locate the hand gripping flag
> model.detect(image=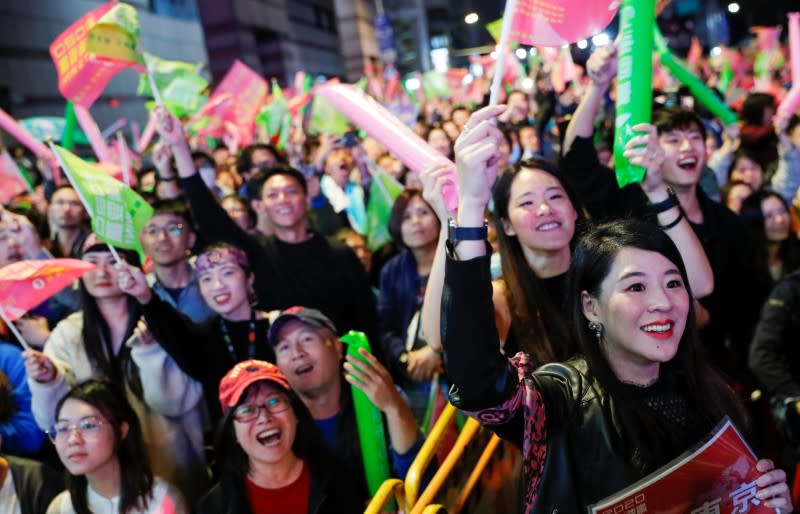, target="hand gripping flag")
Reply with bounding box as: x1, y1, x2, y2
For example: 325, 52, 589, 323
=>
51, 144, 153, 256
0, 259, 96, 321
